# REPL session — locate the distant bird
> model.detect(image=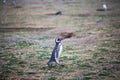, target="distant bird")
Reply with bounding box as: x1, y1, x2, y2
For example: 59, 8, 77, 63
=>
102, 3, 108, 11
2, 0, 6, 4
47, 37, 64, 66
2, 0, 16, 5
55, 11, 62, 15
